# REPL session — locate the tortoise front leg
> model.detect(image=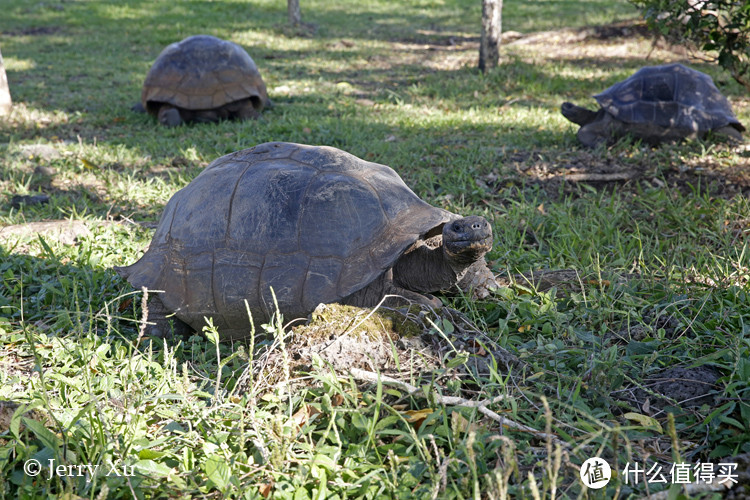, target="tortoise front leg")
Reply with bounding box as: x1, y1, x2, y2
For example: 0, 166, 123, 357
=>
577, 111, 622, 148
713, 125, 743, 142
232, 99, 261, 121
341, 269, 442, 310
157, 105, 183, 127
